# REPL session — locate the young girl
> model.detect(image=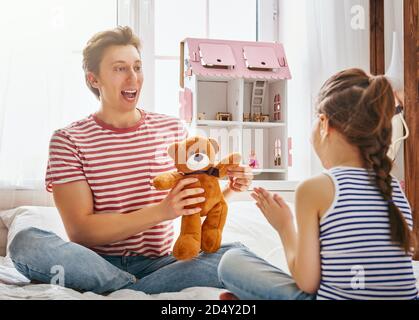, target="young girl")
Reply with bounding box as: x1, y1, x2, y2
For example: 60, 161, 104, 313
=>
218, 68, 418, 300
